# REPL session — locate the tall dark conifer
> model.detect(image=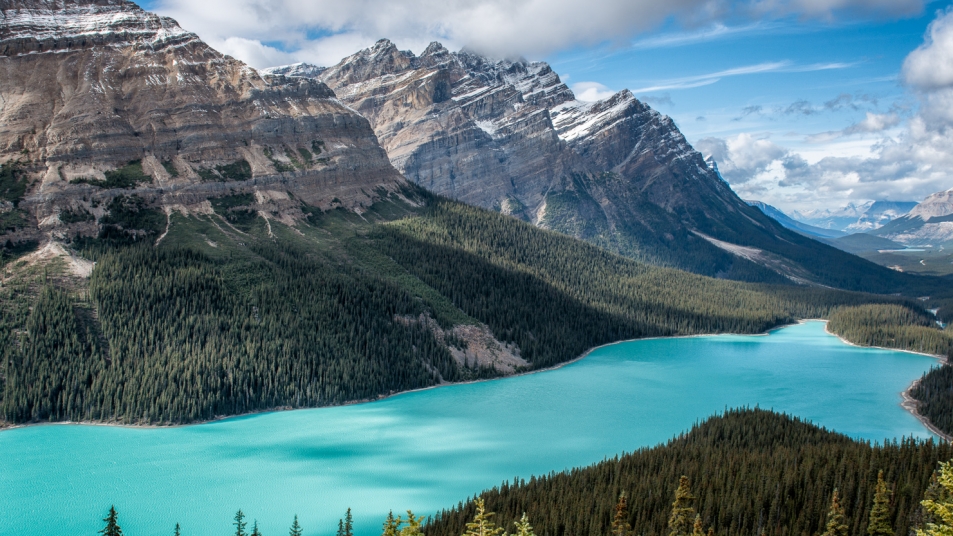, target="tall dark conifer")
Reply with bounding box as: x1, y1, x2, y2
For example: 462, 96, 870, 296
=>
234, 510, 248, 536
290, 515, 303, 536
668, 476, 697, 536
868, 470, 894, 536
100, 506, 123, 536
